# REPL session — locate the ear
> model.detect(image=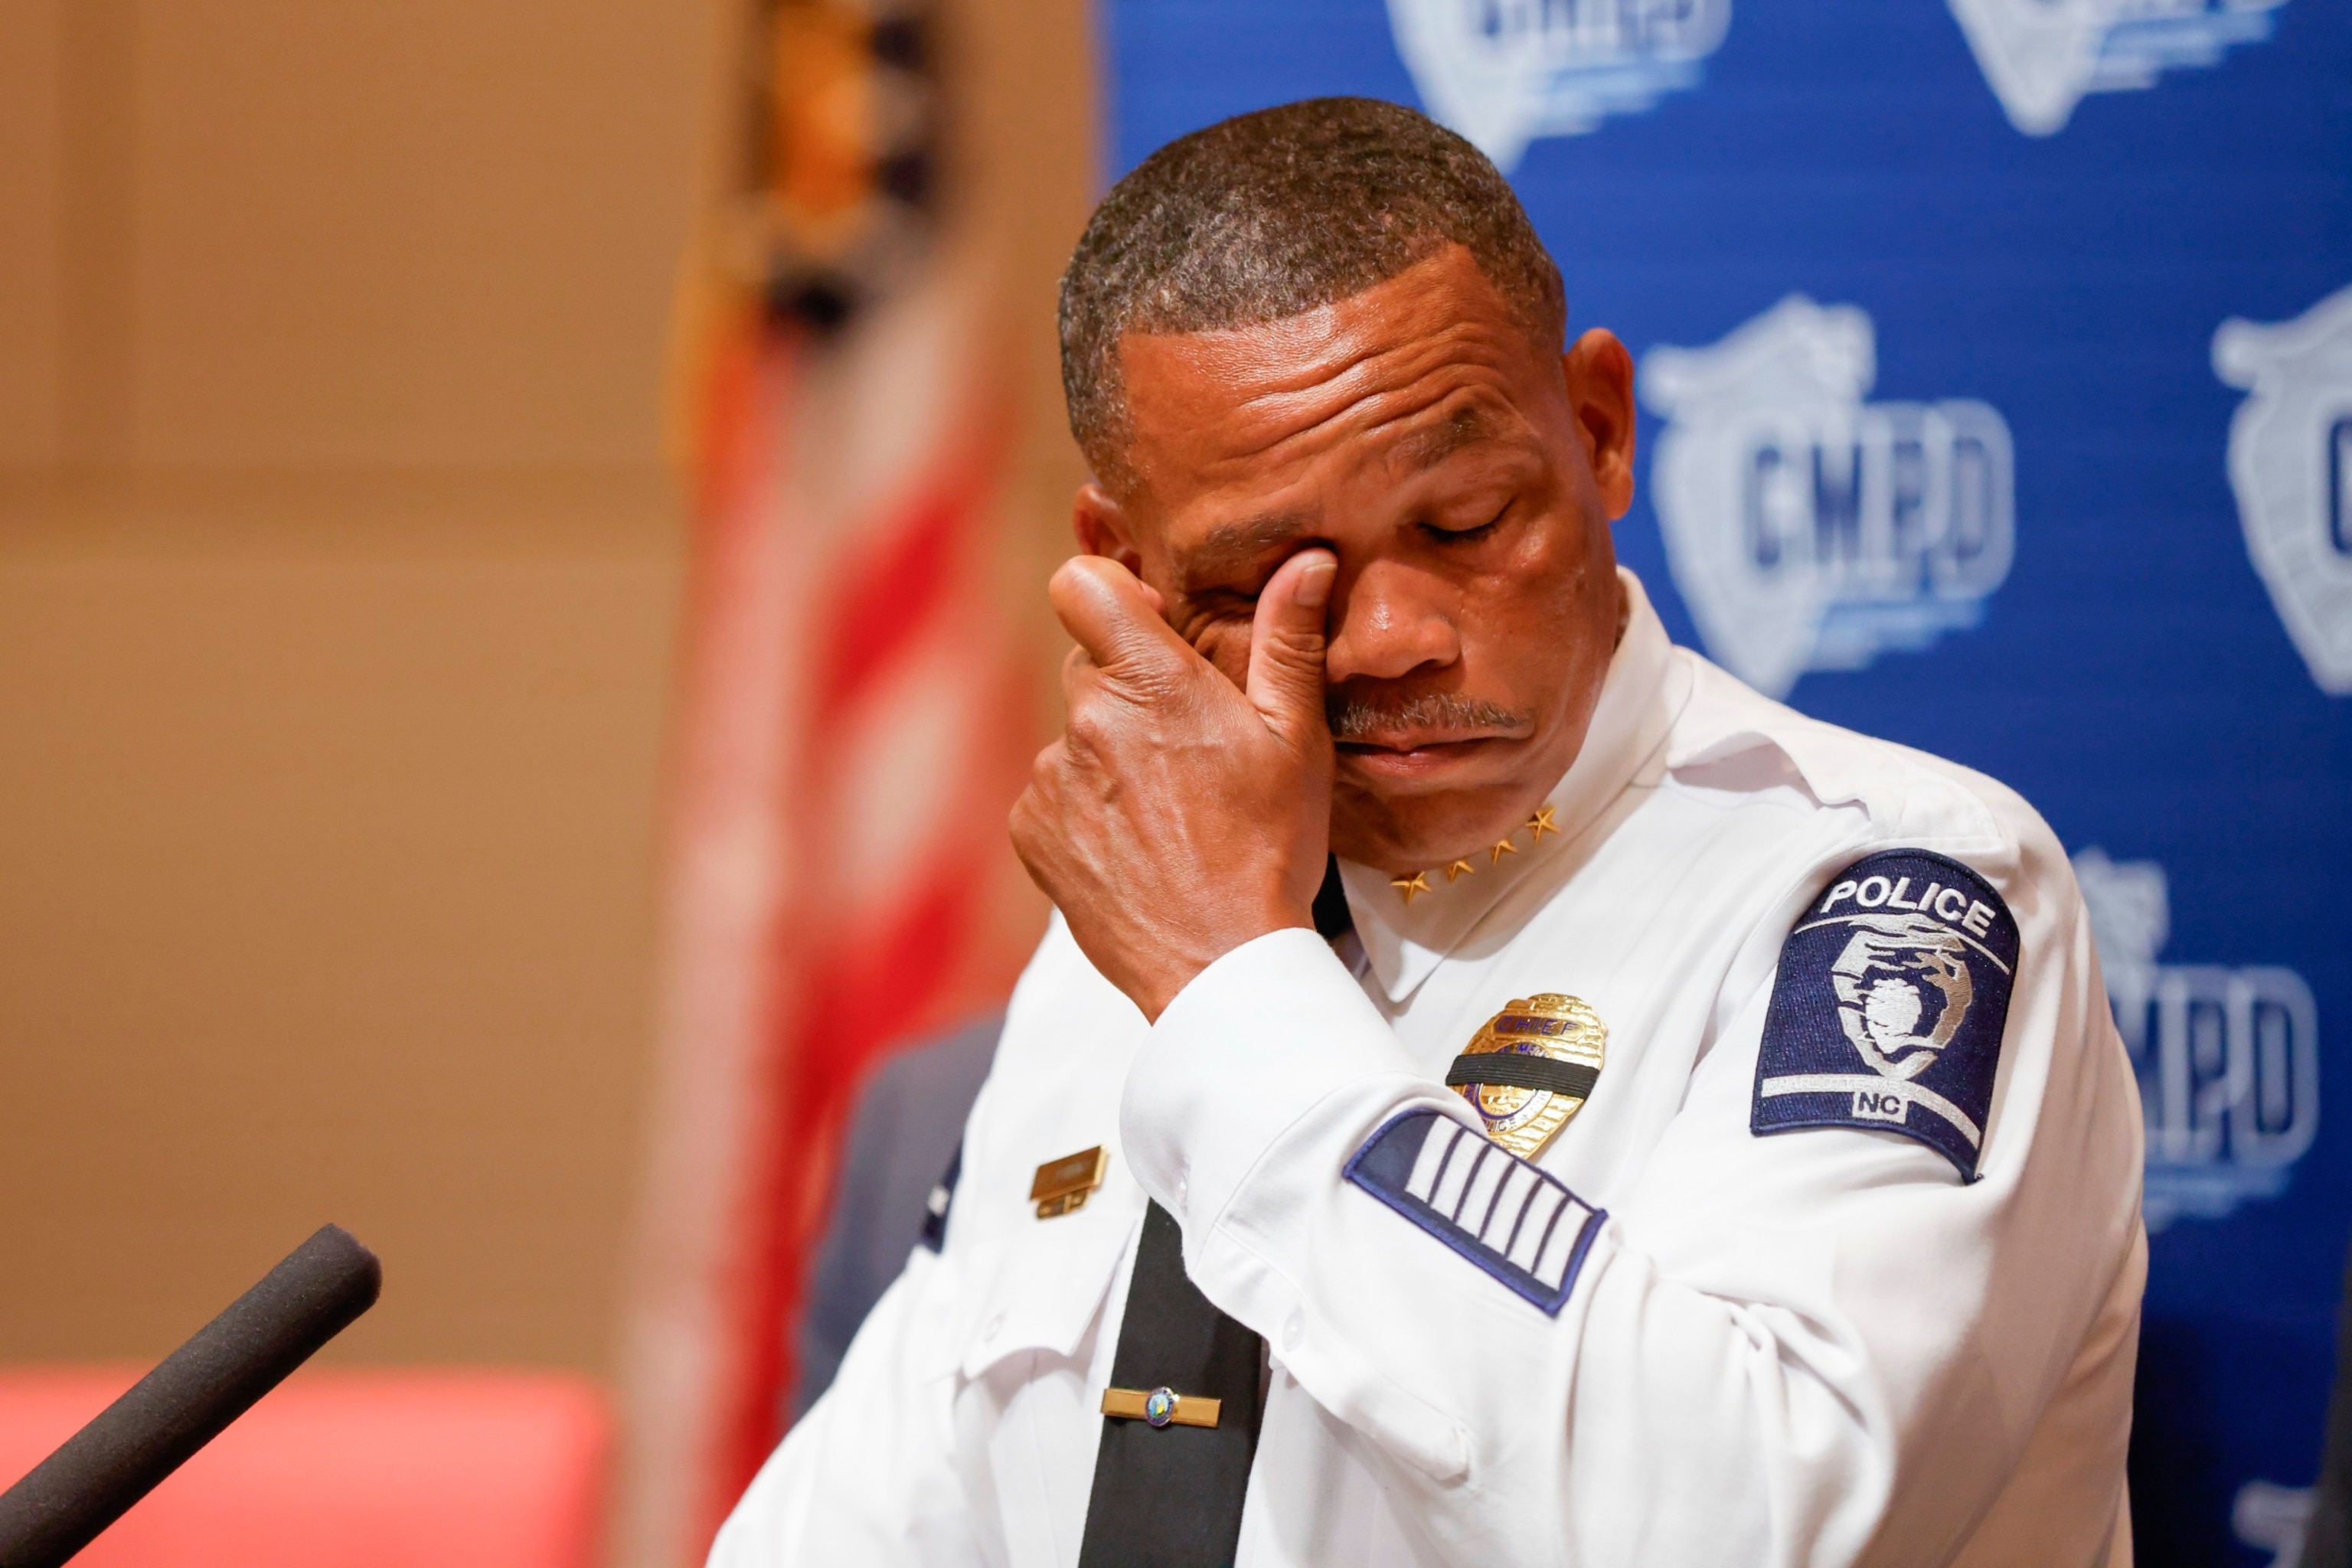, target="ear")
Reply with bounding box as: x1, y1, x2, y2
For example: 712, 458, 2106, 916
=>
1563, 328, 1638, 521
1073, 482, 1147, 576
